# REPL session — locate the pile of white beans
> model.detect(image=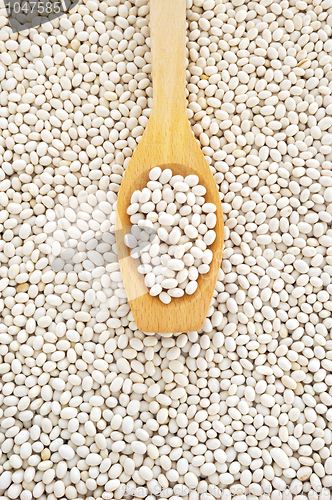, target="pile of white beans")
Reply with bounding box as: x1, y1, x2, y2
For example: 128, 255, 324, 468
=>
124, 167, 217, 303
0, 0, 332, 498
